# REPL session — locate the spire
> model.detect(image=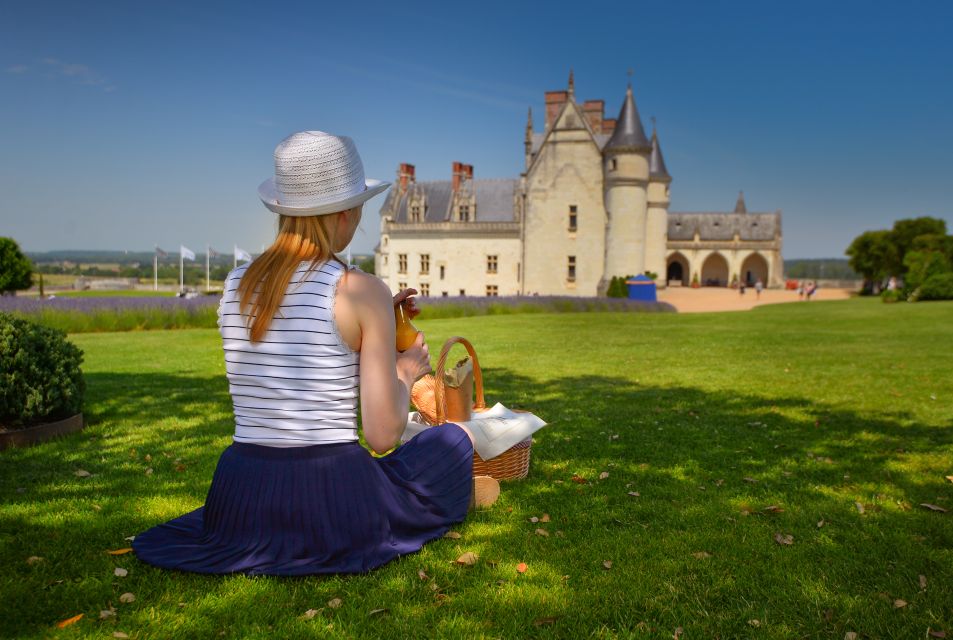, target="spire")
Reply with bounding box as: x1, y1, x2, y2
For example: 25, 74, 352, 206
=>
604, 84, 650, 152
734, 190, 747, 214
525, 107, 533, 141
567, 68, 575, 97
649, 126, 671, 181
